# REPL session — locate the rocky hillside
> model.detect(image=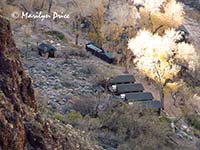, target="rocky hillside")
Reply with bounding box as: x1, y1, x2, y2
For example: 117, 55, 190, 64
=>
0, 16, 102, 150
180, 0, 200, 10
